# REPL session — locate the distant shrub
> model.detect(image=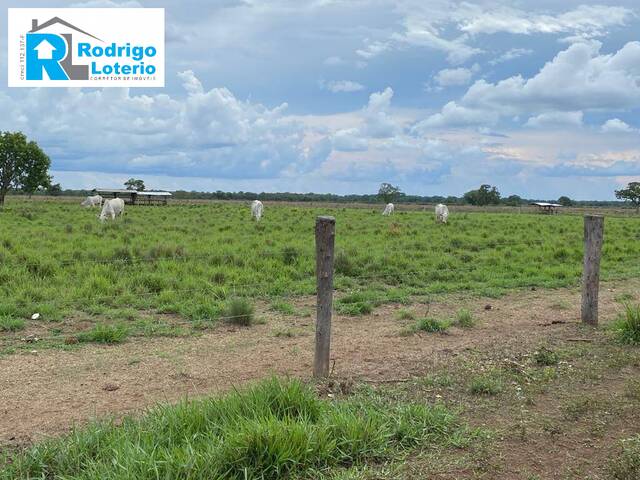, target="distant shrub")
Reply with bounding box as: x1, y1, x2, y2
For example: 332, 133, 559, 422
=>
0, 316, 25, 332
64, 224, 73, 234
455, 308, 475, 328
223, 297, 255, 326
78, 323, 128, 344
612, 304, 640, 345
